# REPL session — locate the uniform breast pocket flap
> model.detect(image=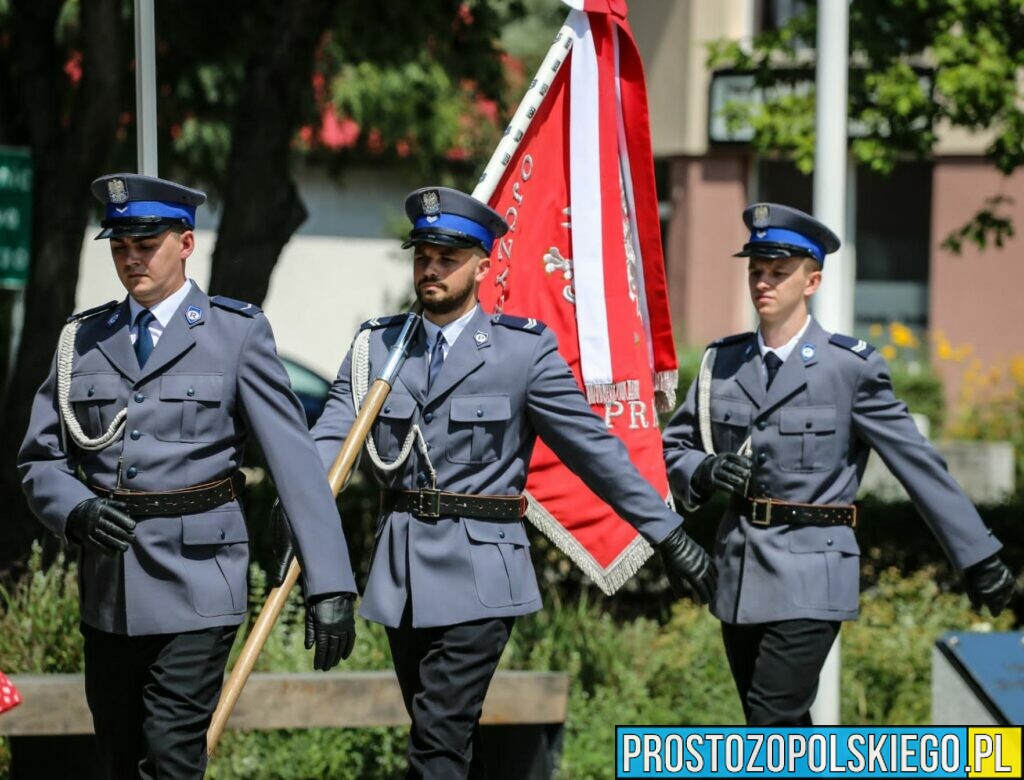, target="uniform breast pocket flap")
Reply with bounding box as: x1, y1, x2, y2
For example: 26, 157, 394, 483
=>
376, 393, 417, 458
710, 399, 752, 427
159, 373, 224, 442
447, 395, 511, 464
778, 405, 837, 472
69, 373, 124, 436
